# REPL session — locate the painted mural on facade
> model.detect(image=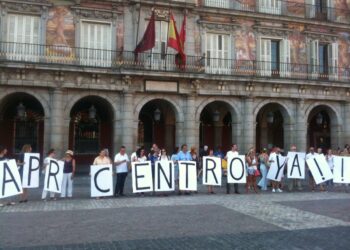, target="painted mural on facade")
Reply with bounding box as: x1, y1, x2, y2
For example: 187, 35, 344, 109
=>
334, 0, 350, 23
46, 6, 75, 57
235, 20, 255, 64
338, 32, 350, 77
286, 0, 305, 17
288, 24, 307, 65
